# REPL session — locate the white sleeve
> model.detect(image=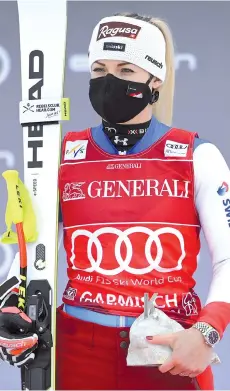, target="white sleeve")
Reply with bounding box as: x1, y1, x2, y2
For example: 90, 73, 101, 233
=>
194, 142, 230, 305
